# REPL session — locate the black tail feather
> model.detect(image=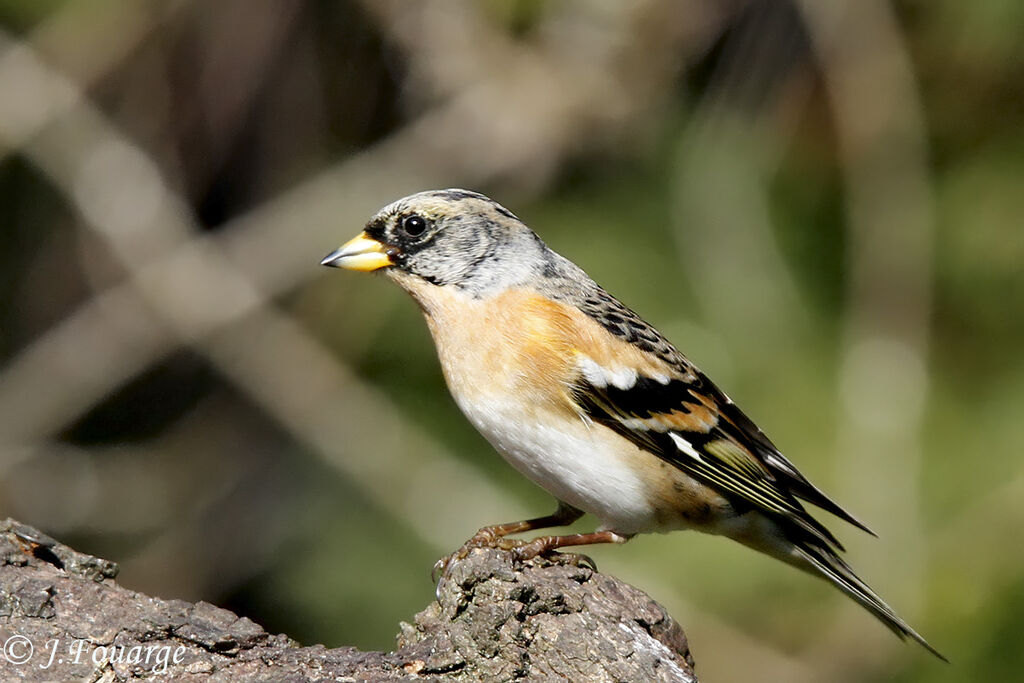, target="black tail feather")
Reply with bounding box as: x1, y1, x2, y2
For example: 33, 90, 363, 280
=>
796, 543, 947, 661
